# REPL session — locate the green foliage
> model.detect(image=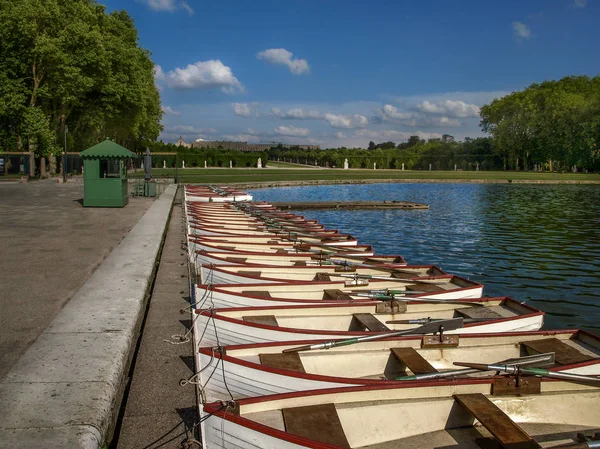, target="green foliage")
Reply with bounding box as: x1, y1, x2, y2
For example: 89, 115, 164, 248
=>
480, 76, 600, 171
0, 0, 162, 162
265, 138, 496, 170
